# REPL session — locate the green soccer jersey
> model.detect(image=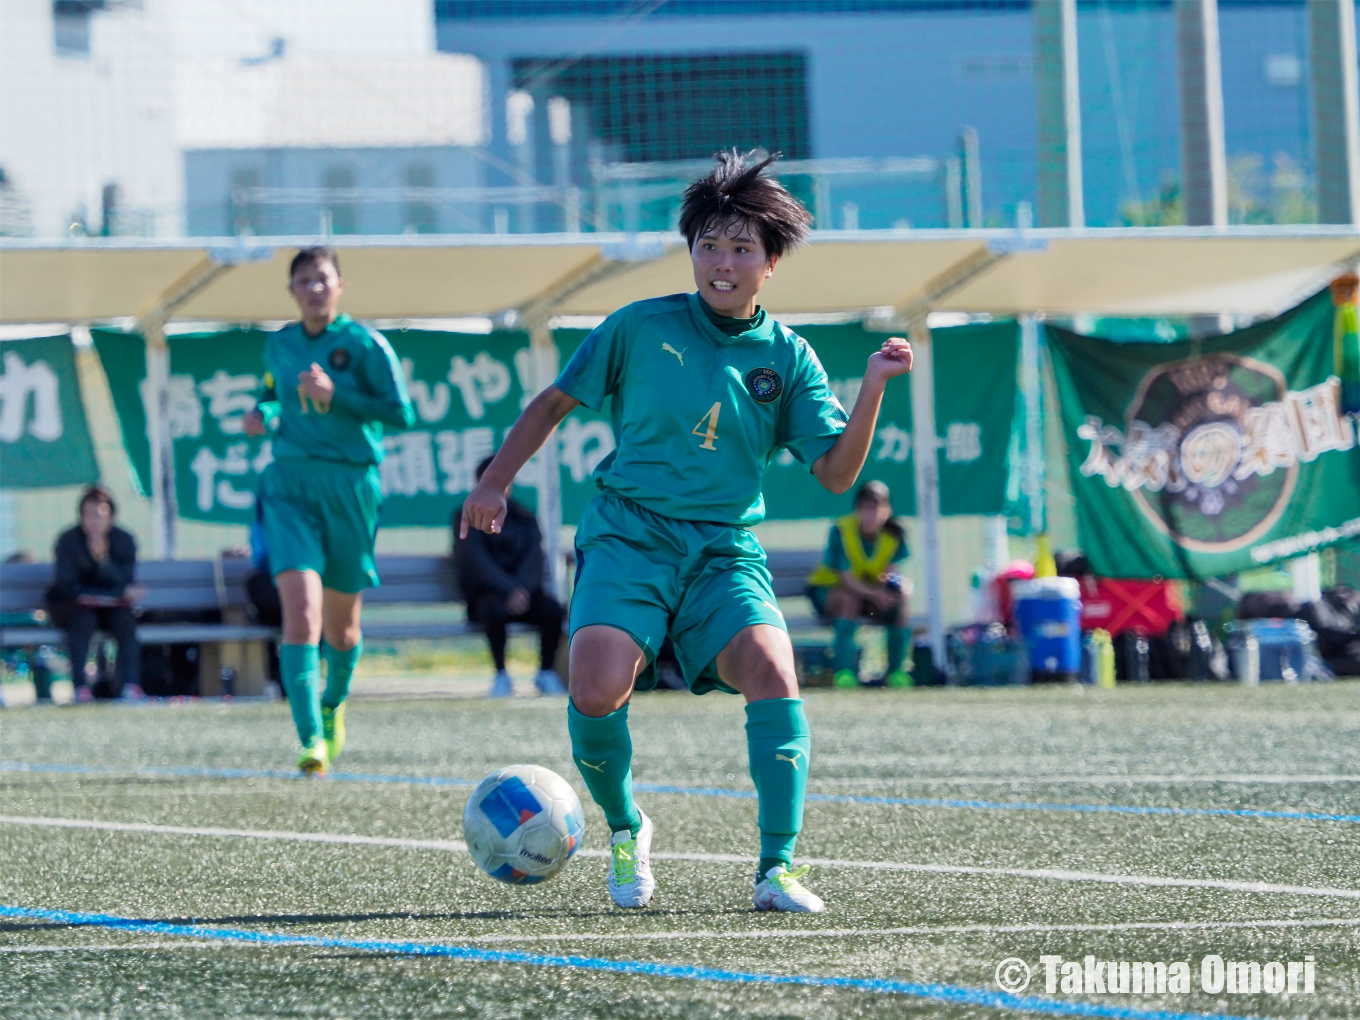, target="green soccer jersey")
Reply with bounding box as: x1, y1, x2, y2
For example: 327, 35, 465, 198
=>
555, 292, 847, 526
256, 314, 414, 466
